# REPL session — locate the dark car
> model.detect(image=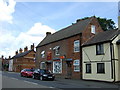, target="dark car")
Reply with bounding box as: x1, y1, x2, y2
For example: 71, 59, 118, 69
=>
32, 69, 55, 81
20, 68, 34, 77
